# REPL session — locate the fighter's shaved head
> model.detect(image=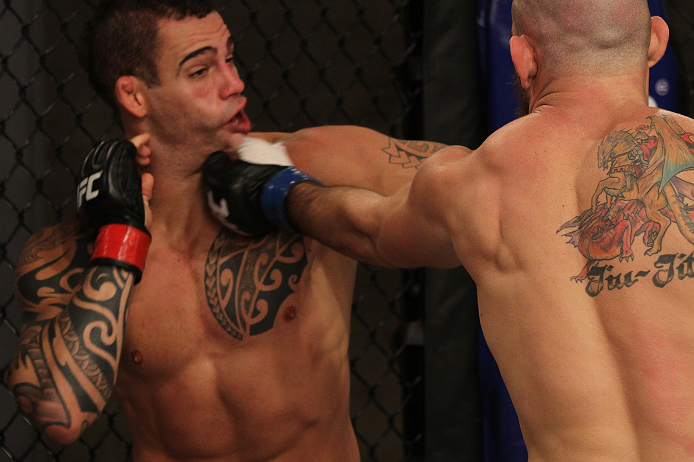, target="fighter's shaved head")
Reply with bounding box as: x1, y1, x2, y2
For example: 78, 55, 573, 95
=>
511, 0, 652, 76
